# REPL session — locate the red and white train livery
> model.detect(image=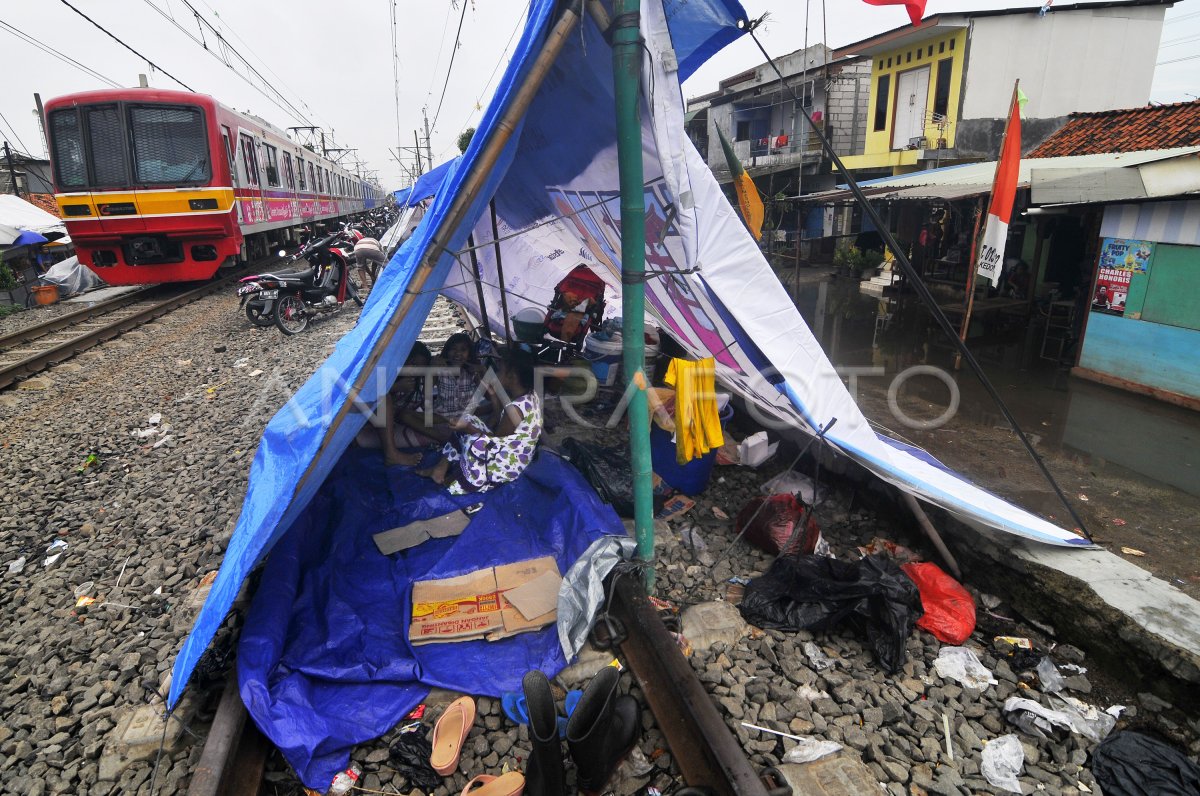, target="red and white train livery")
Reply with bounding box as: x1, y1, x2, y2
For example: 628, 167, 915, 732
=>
44, 88, 383, 284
